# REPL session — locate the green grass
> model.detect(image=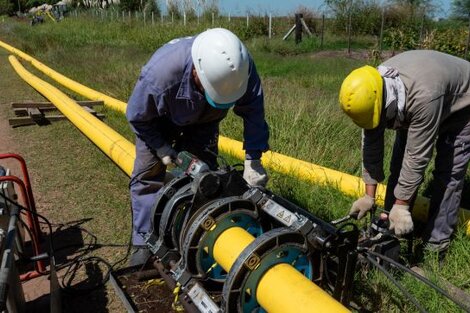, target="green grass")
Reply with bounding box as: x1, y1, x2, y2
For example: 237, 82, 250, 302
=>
0, 14, 469, 313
